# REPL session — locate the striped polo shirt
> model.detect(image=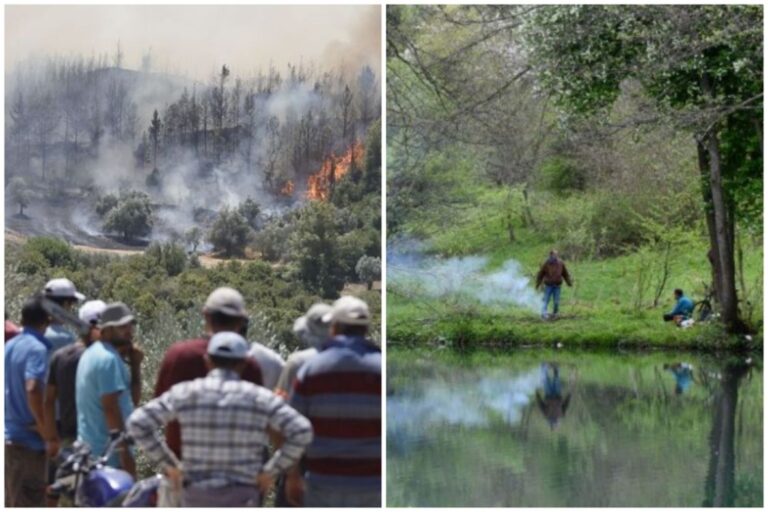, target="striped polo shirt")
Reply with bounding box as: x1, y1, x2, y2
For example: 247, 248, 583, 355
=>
290, 335, 381, 491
